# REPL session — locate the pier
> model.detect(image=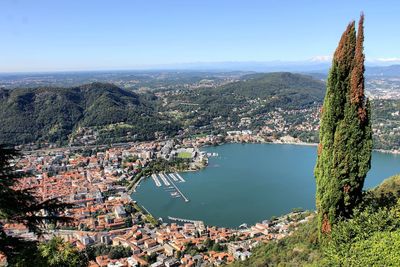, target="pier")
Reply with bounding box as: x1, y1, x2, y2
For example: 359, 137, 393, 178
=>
168, 173, 179, 182
148, 172, 189, 202
158, 173, 170, 186
175, 173, 186, 182
164, 174, 189, 202
151, 174, 161, 187
168, 216, 202, 224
